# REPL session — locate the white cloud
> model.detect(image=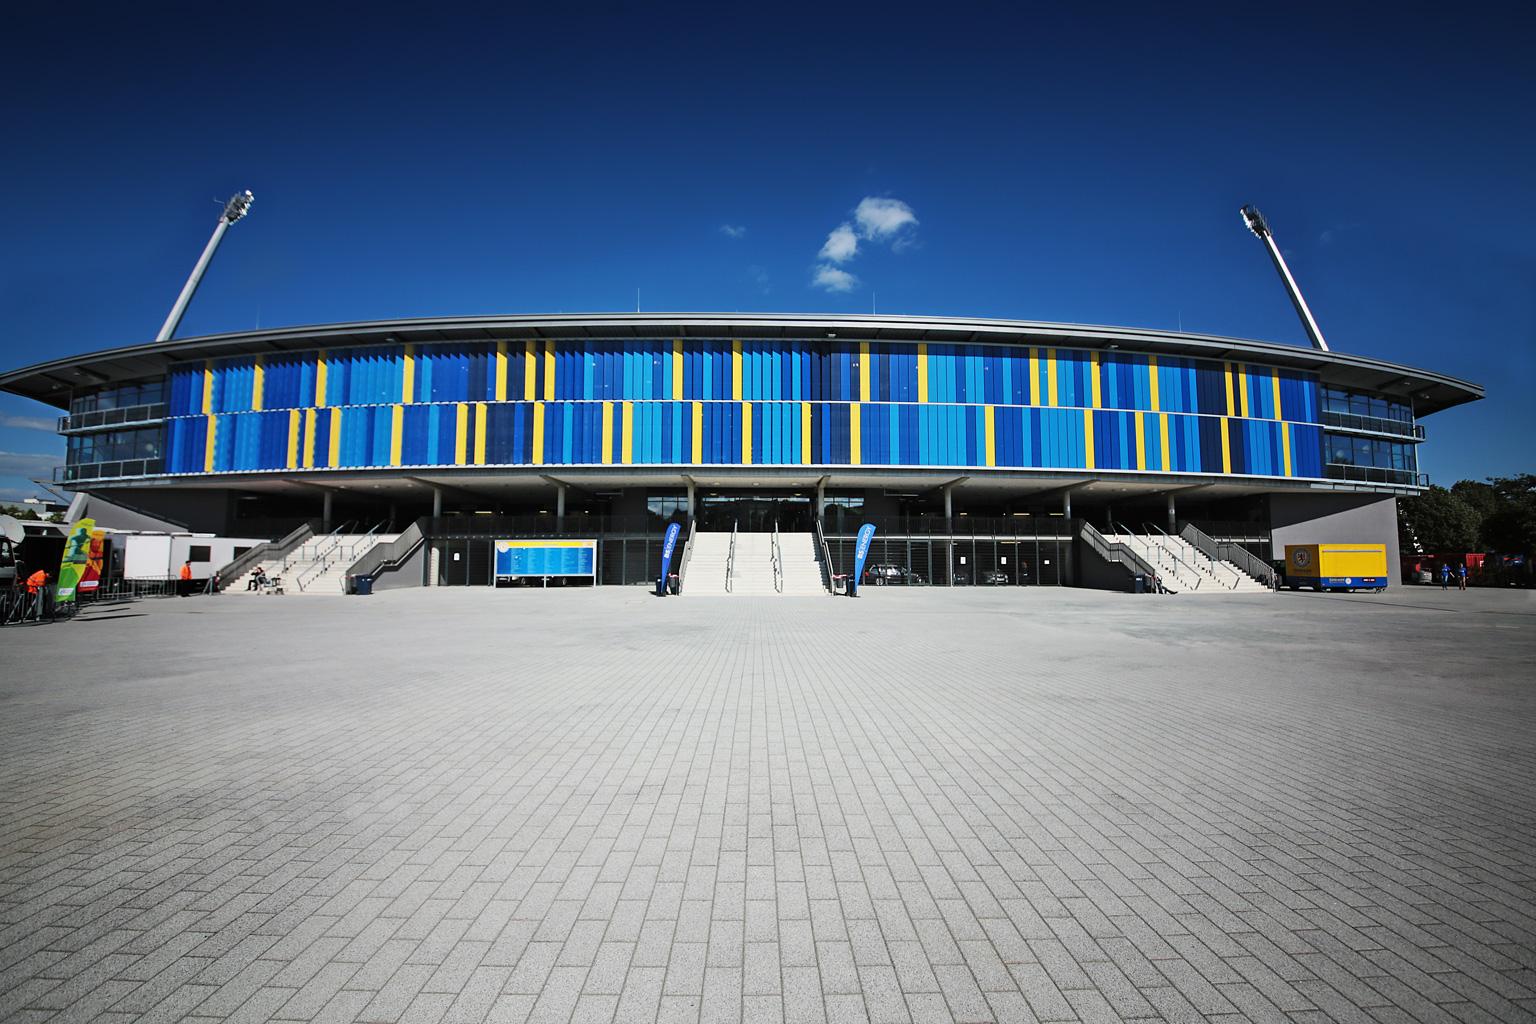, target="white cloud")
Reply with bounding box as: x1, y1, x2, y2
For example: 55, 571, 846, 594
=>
0, 451, 59, 475
819, 223, 859, 263
854, 197, 918, 240
746, 265, 771, 294
720, 224, 746, 239
1, 415, 56, 432
812, 265, 858, 293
